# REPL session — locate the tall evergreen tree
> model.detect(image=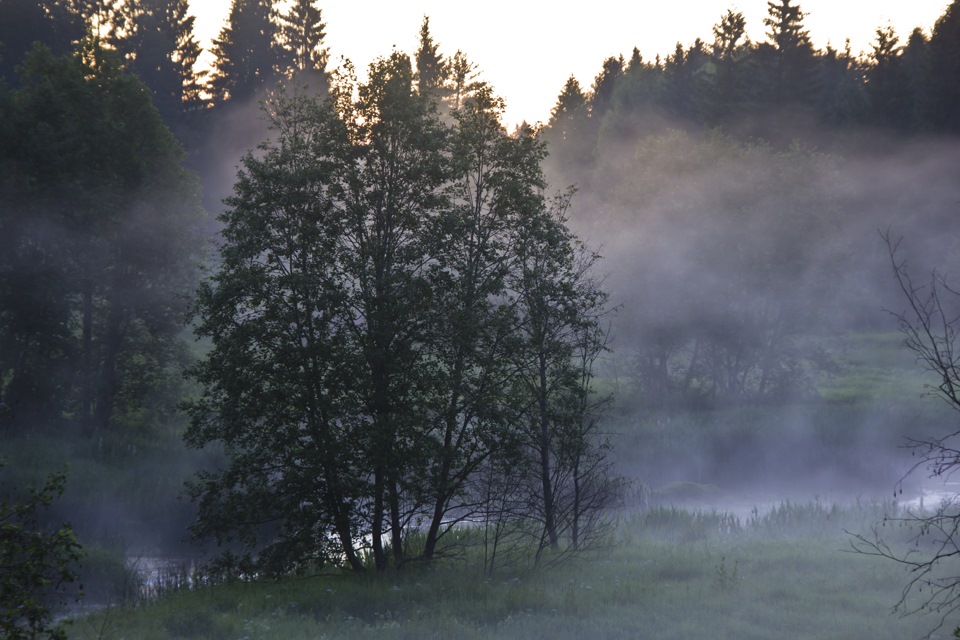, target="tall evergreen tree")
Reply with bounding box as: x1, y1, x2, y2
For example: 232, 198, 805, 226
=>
0, 0, 85, 85
816, 42, 866, 126
901, 27, 929, 129
415, 16, 447, 97
109, 0, 204, 119
549, 75, 588, 137
759, 0, 818, 105
590, 55, 624, 119
866, 25, 912, 129
277, 0, 328, 84
703, 10, 751, 122
662, 39, 709, 120
544, 75, 593, 177
209, 0, 279, 104
924, 0, 960, 133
